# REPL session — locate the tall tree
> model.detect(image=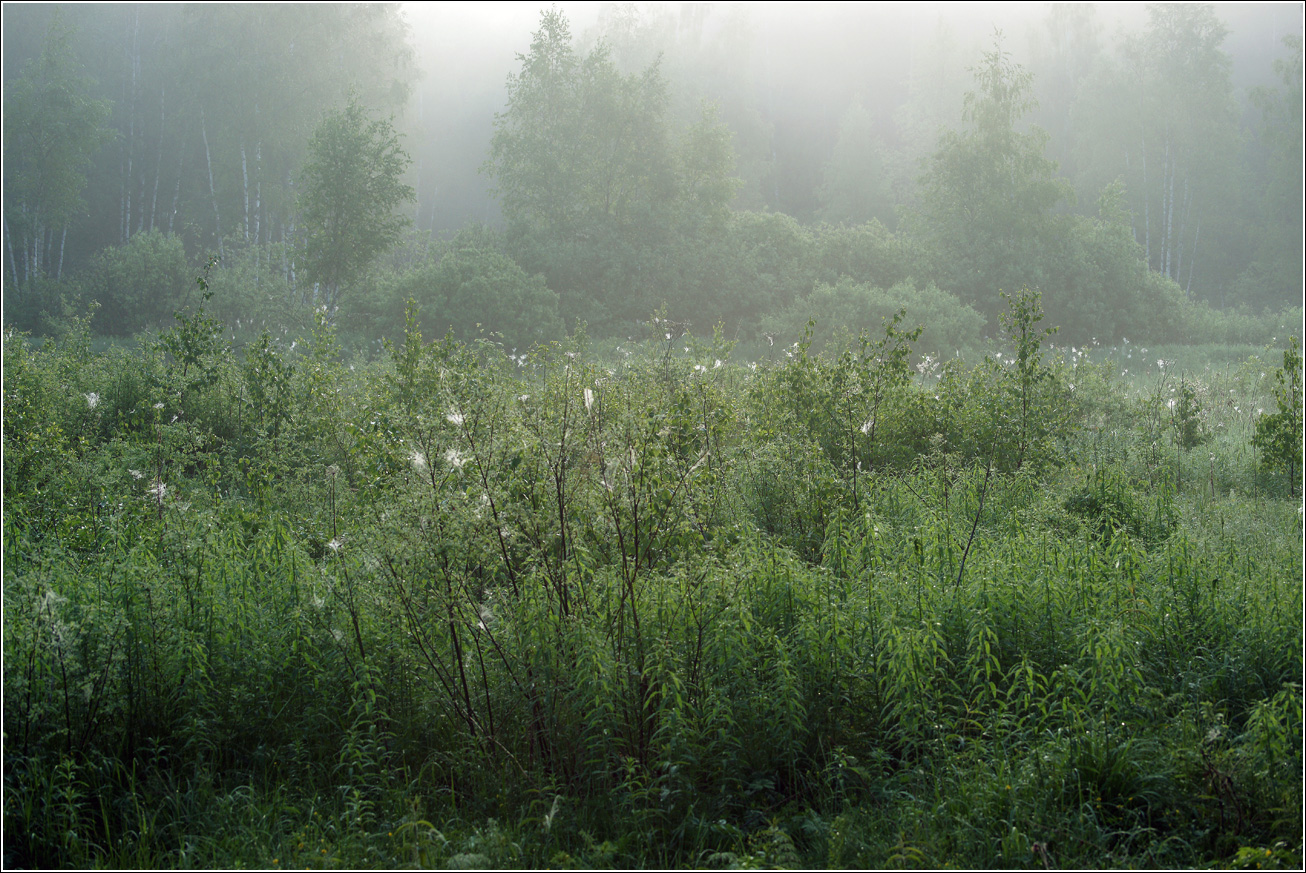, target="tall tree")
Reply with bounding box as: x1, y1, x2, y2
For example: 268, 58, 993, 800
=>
1073, 3, 1241, 300
298, 97, 414, 310
486, 9, 738, 331
1027, 2, 1103, 176
487, 10, 673, 240
914, 35, 1070, 323
1235, 35, 1303, 311
2, 11, 112, 290
816, 98, 894, 227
